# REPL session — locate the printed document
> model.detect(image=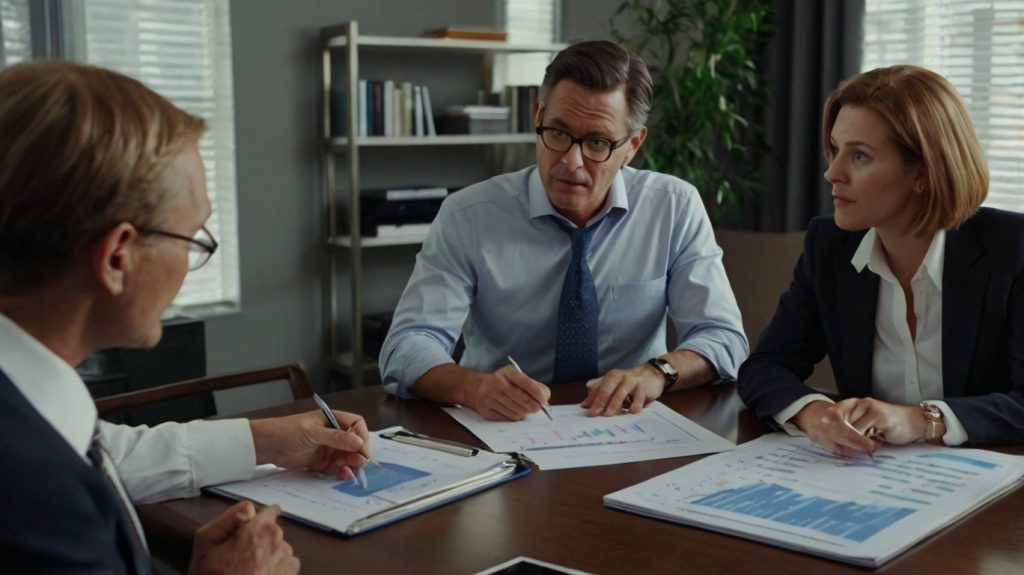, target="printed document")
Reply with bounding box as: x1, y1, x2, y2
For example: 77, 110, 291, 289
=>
604, 434, 1024, 567
208, 427, 523, 536
443, 401, 734, 470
